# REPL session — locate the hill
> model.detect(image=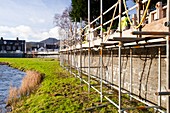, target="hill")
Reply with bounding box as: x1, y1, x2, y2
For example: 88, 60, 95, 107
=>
40, 38, 59, 44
